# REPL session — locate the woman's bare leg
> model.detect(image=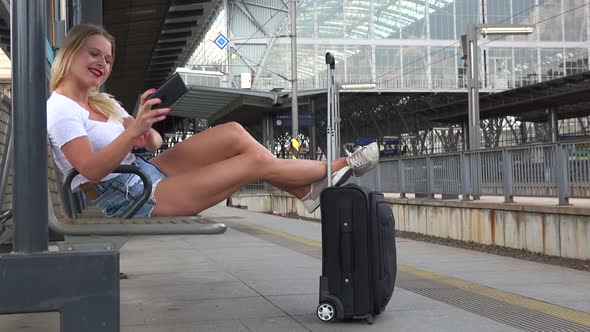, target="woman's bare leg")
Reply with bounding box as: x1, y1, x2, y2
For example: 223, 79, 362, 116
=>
150, 121, 348, 196
150, 122, 256, 173
151, 148, 346, 216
